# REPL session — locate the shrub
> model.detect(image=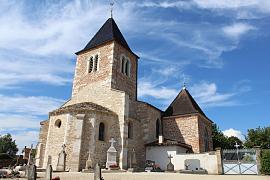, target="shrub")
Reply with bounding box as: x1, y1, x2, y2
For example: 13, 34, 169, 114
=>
261, 149, 270, 175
